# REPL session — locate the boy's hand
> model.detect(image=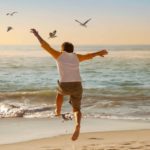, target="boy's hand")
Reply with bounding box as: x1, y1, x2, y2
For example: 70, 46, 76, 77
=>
99, 49, 108, 57
30, 28, 39, 37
